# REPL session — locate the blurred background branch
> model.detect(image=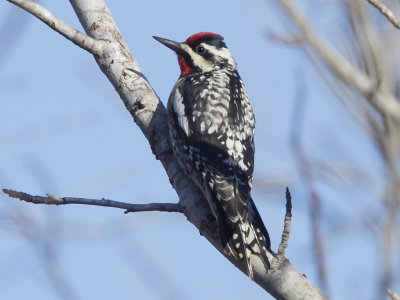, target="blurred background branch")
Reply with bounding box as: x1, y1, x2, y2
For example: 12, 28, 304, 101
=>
388, 289, 400, 300
367, 0, 400, 29
275, 0, 400, 299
